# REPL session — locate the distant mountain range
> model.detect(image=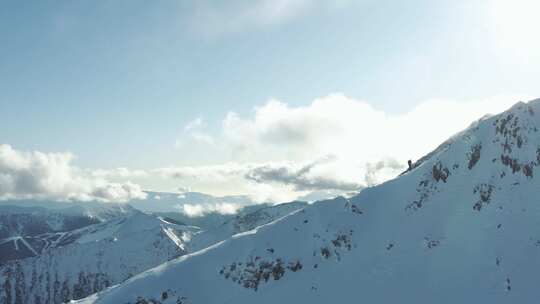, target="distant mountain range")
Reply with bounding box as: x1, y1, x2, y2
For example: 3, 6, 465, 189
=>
0, 193, 307, 304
